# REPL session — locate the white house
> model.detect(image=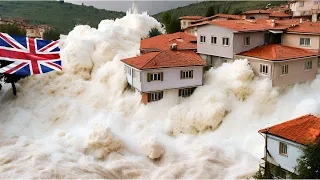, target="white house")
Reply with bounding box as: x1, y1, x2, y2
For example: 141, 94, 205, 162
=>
258, 114, 320, 178
121, 33, 206, 104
